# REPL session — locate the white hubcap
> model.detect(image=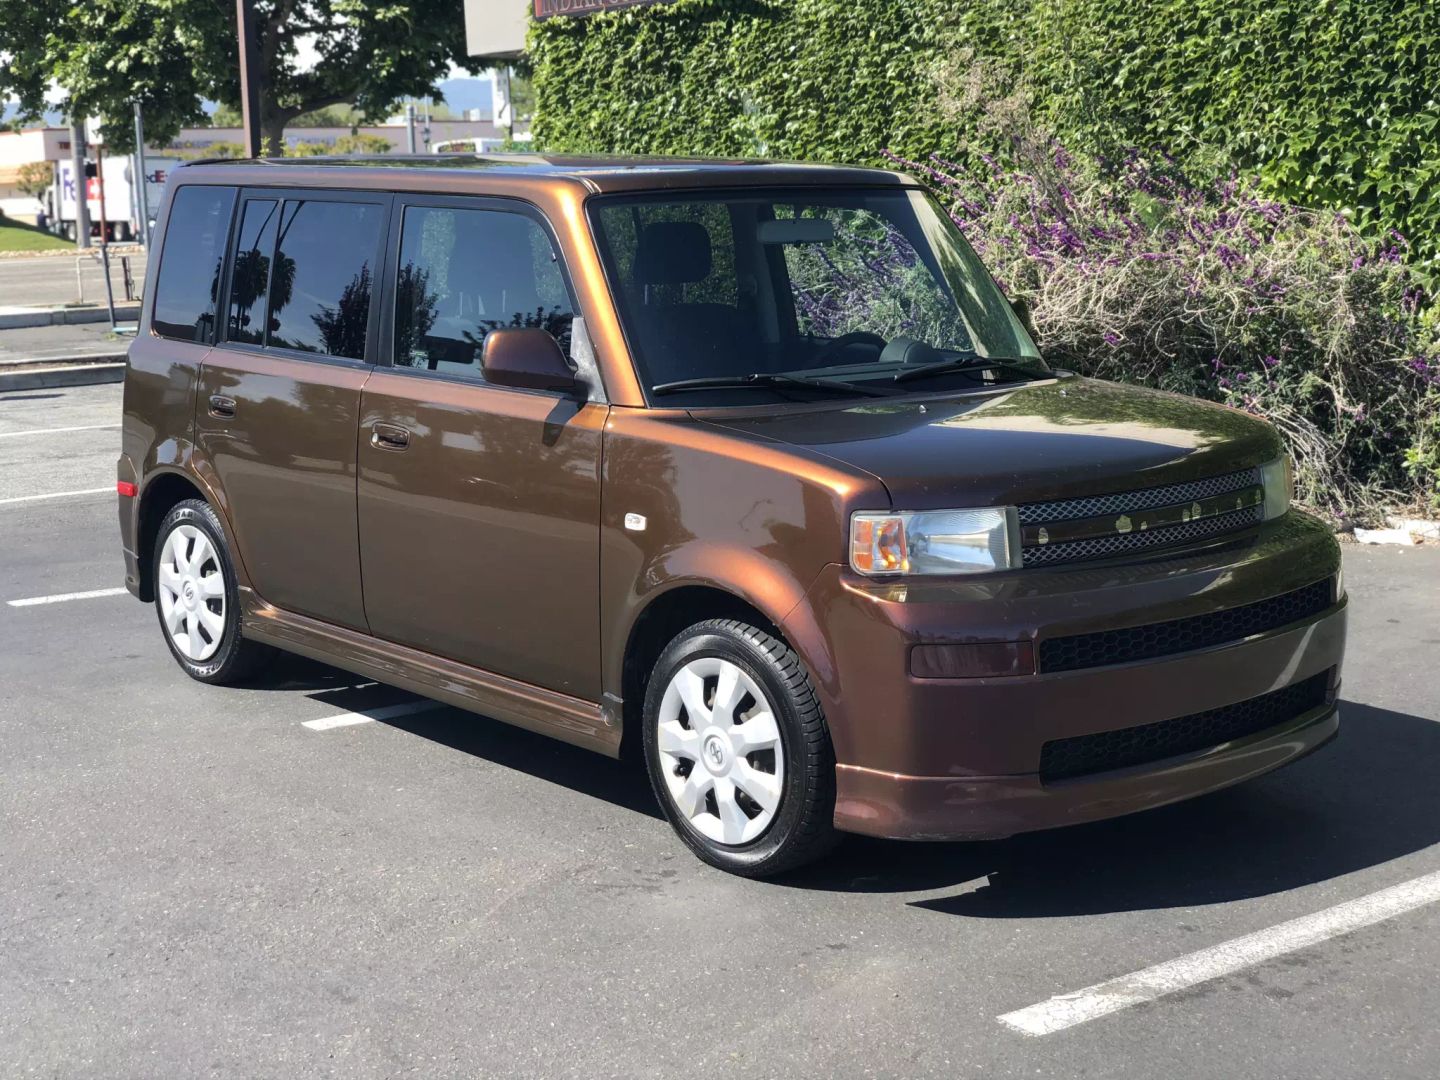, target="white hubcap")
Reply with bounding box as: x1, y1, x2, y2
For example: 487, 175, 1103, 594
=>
157, 524, 226, 662
657, 657, 784, 846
